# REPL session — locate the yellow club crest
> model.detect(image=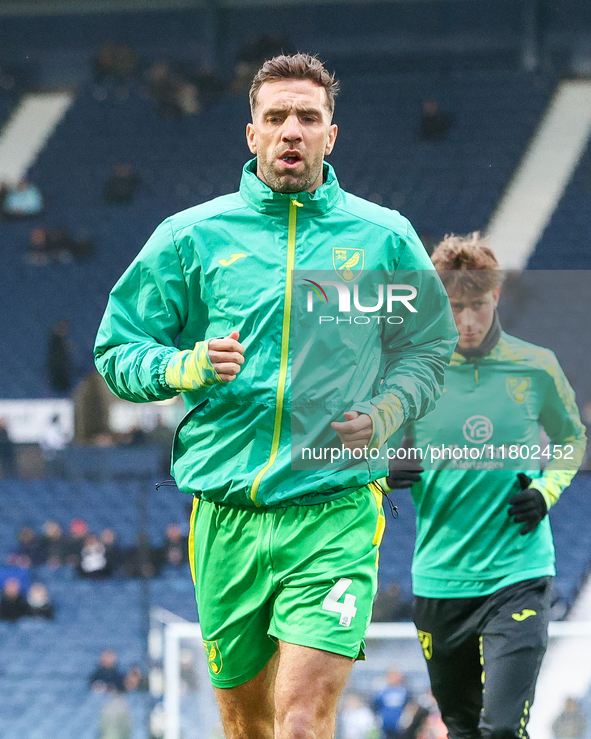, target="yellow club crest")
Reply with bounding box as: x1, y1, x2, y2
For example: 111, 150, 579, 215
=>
417, 630, 433, 660
203, 640, 223, 674
506, 377, 532, 404
333, 247, 364, 282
